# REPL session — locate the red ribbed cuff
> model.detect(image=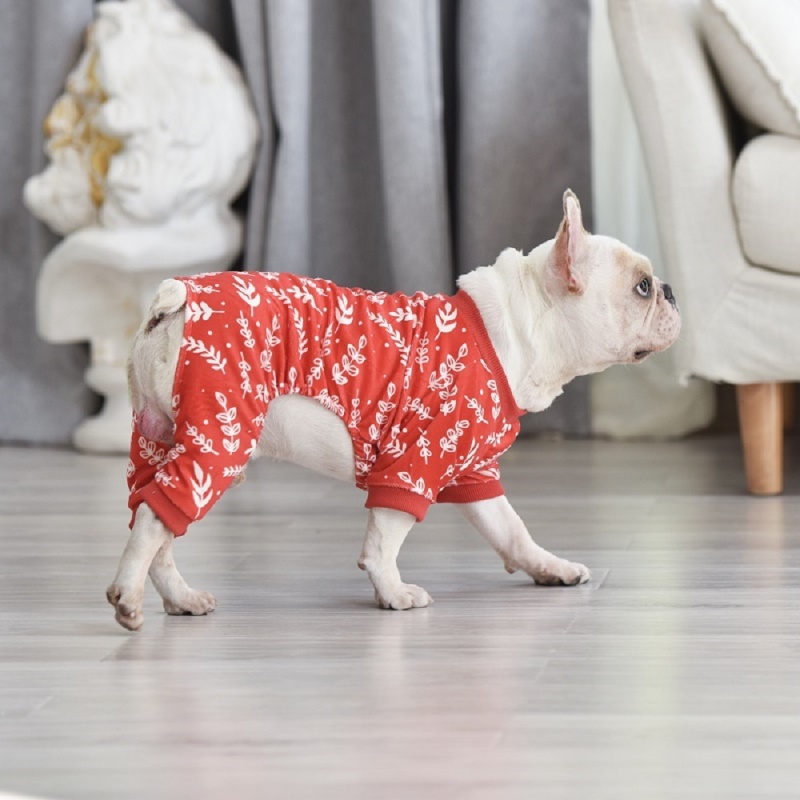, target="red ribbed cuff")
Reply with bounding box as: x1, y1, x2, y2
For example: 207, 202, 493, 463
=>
129, 483, 192, 536
365, 480, 506, 521
437, 480, 505, 505
365, 486, 432, 522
